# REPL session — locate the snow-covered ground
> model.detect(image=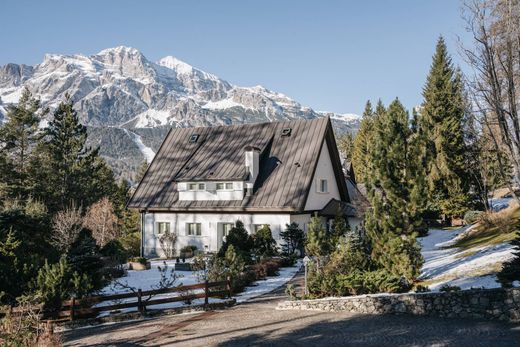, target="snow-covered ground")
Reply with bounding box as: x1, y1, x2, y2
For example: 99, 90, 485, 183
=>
96, 259, 301, 317
419, 227, 515, 291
